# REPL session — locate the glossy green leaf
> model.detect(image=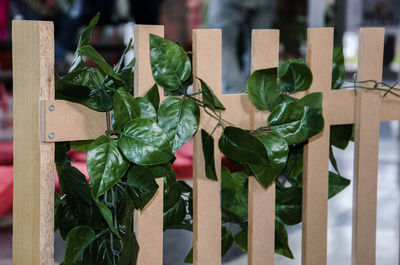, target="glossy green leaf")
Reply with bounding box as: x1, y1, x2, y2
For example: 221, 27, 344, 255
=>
201, 129, 217, 181
330, 124, 353, 150
328, 171, 350, 199
158, 97, 200, 153
184, 248, 193, 264
144, 84, 160, 112
221, 227, 234, 256
114, 38, 132, 73
198, 78, 225, 112
87, 136, 129, 197
149, 34, 191, 91
93, 198, 119, 237
332, 45, 345, 90
233, 229, 248, 252
126, 166, 159, 210
120, 118, 173, 165
279, 59, 313, 93
249, 132, 289, 188
268, 96, 324, 145
63, 226, 96, 265
247, 68, 284, 111
113, 88, 141, 129
55, 74, 91, 102
164, 182, 186, 228
79, 45, 124, 85
118, 64, 134, 93
219, 126, 270, 166
275, 217, 294, 258
70, 140, 92, 153
135, 97, 157, 119
276, 186, 302, 226
329, 145, 341, 174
